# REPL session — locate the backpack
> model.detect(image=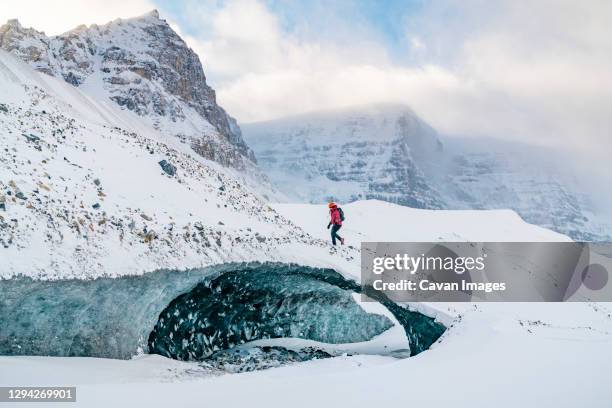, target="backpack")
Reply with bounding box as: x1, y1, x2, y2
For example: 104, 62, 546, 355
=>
338, 207, 345, 221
